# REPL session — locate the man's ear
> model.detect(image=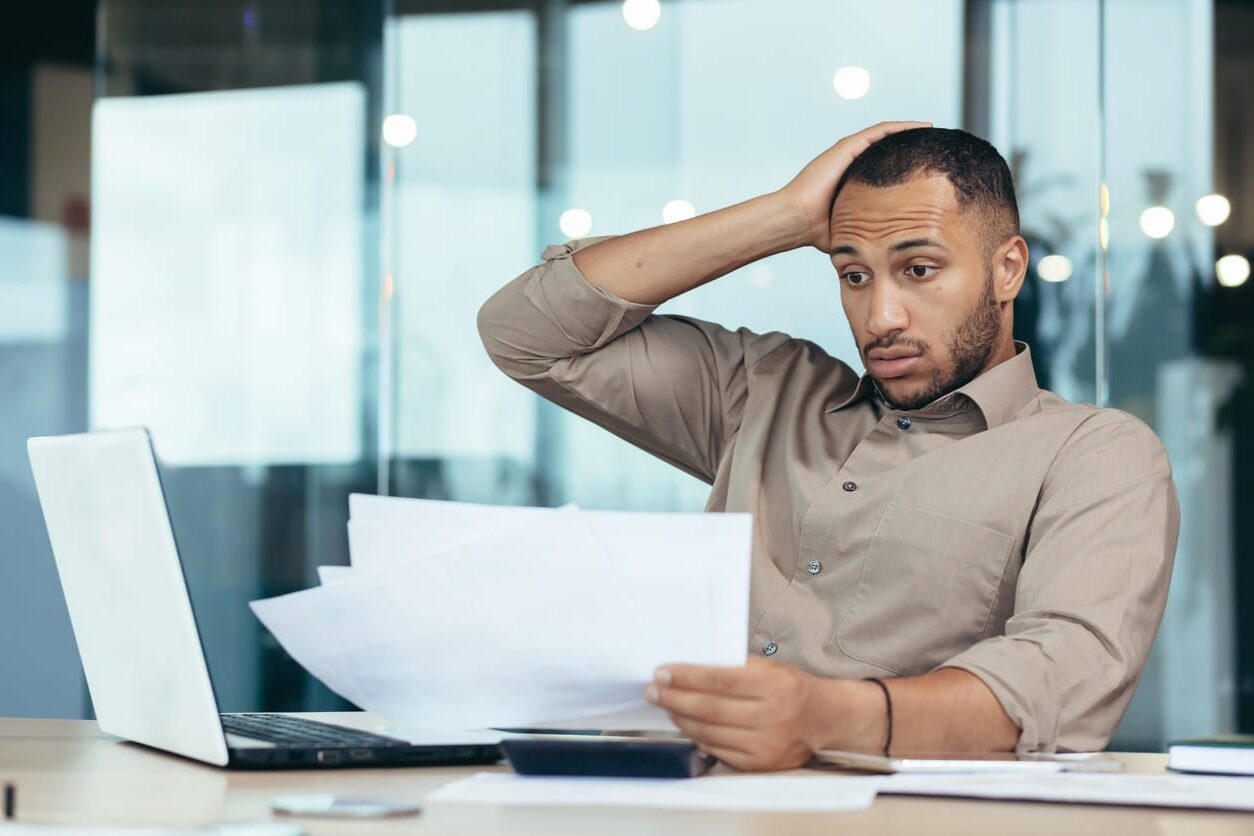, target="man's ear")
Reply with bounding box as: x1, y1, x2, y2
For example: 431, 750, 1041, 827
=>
992, 235, 1028, 303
